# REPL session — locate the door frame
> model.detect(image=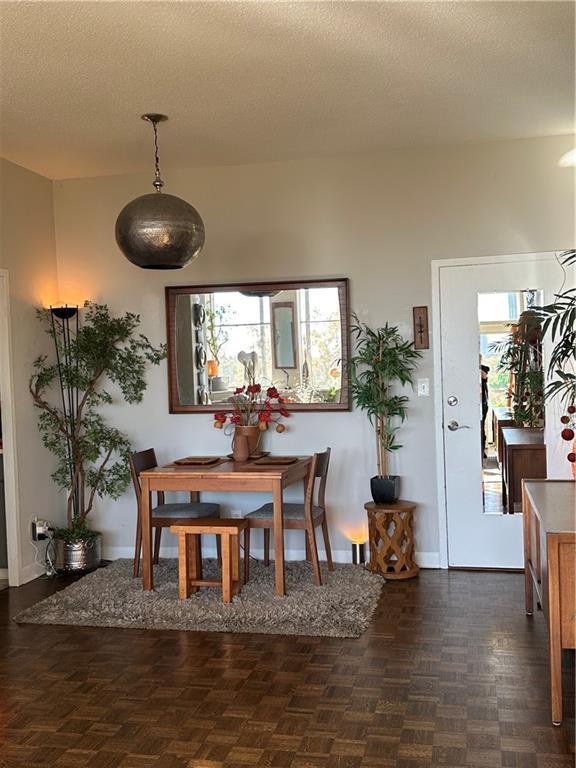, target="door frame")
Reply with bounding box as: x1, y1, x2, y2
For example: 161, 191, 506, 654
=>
0, 270, 22, 585
431, 251, 562, 569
